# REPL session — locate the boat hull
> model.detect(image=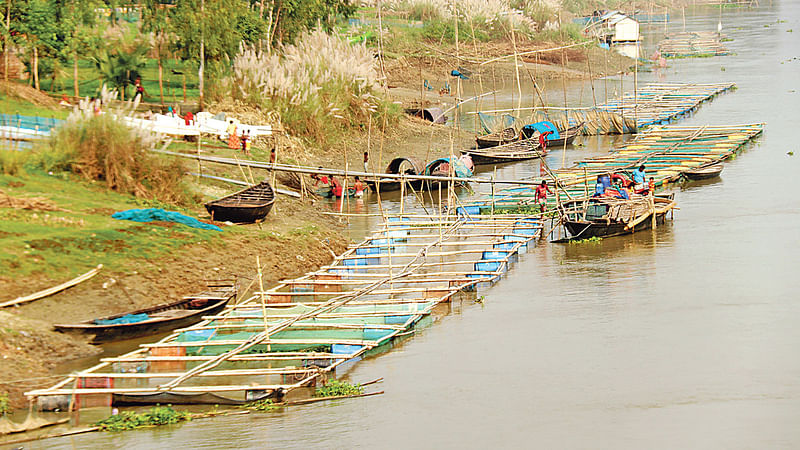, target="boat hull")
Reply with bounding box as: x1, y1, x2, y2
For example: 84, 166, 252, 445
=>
54, 297, 231, 343
206, 203, 274, 223
563, 211, 668, 239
